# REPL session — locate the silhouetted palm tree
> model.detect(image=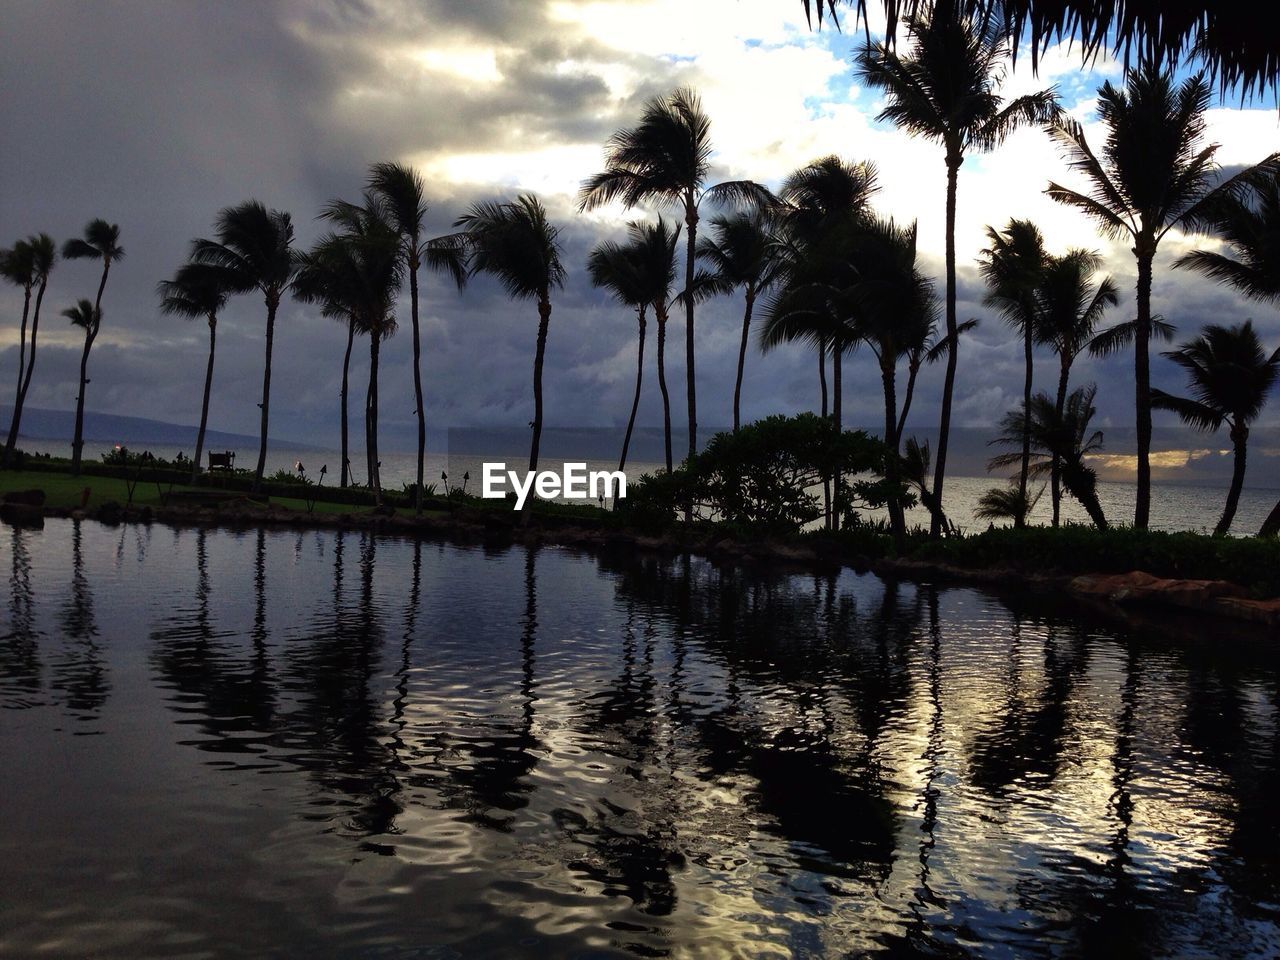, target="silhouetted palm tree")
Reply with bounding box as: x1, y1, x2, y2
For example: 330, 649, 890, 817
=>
367, 162, 467, 513
979, 219, 1047, 525
1046, 64, 1279, 528
191, 201, 297, 492
859, 6, 1058, 536
157, 262, 230, 482
1038, 249, 1117, 525
976, 481, 1045, 526
991, 386, 1109, 530
62, 220, 123, 474
456, 195, 566, 474
589, 218, 681, 472
1152, 322, 1279, 536
62, 298, 101, 468
694, 210, 787, 432
3, 235, 55, 464
1173, 169, 1280, 536
579, 87, 772, 465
